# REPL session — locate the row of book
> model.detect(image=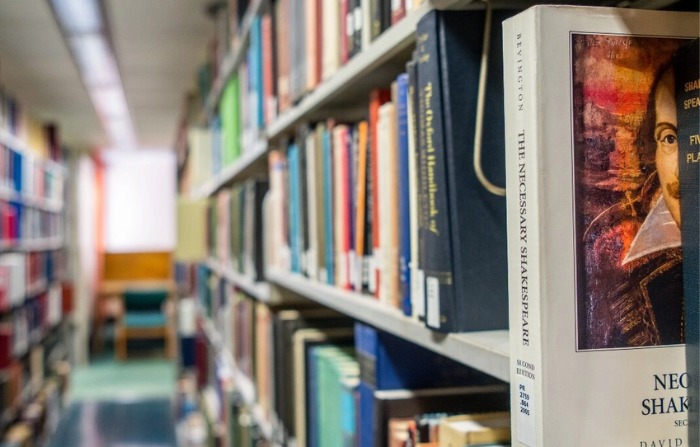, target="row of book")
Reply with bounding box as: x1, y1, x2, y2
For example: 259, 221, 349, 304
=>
0, 251, 64, 313
0, 354, 70, 446
208, 179, 268, 282
263, 8, 512, 332
0, 283, 65, 368
182, 257, 512, 446
0, 203, 63, 246
0, 144, 64, 206
182, 0, 433, 194
0, 87, 62, 164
